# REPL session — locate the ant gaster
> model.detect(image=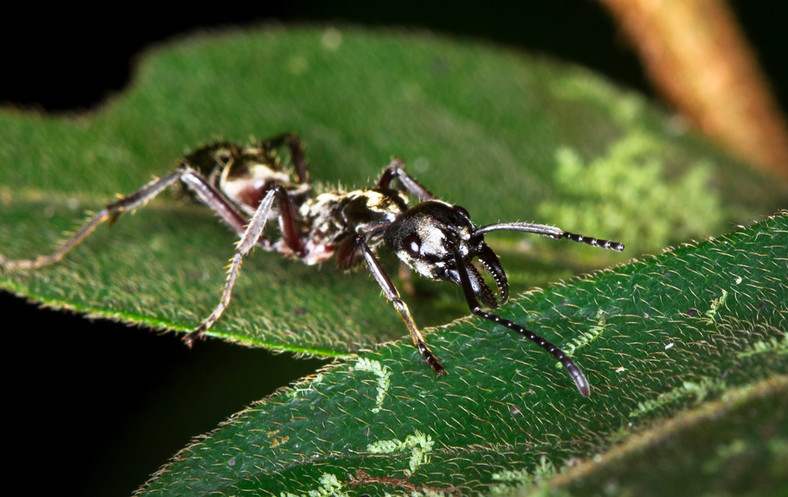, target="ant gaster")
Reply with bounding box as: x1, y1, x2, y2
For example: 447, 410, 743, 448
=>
1, 133, 624, 396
